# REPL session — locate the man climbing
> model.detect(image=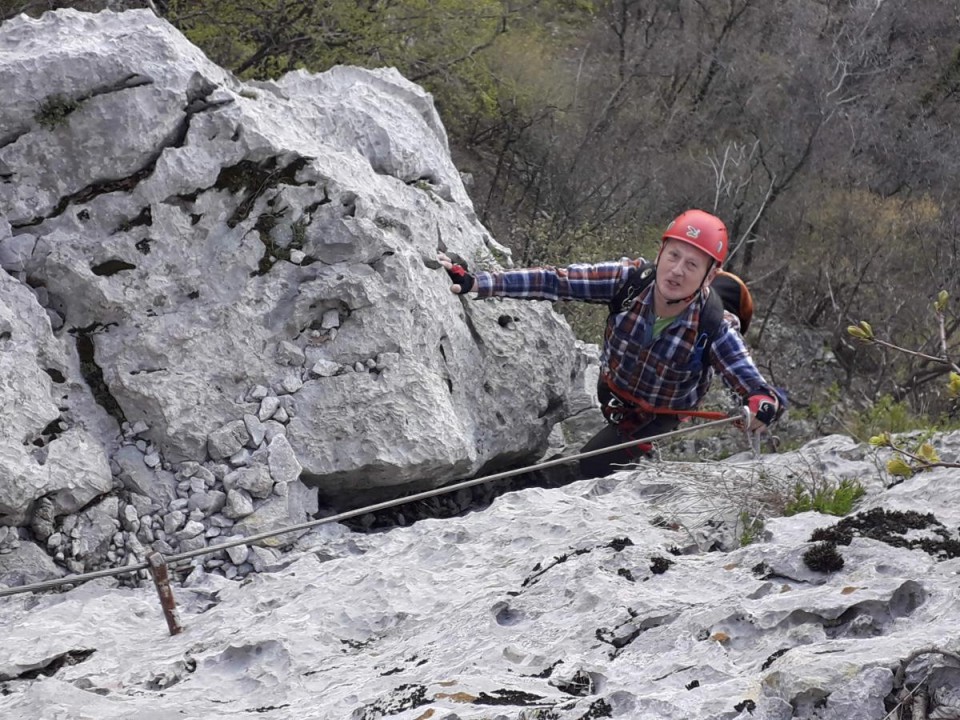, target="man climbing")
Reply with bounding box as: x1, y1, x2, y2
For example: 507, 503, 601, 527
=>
439, 209, 785, 478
